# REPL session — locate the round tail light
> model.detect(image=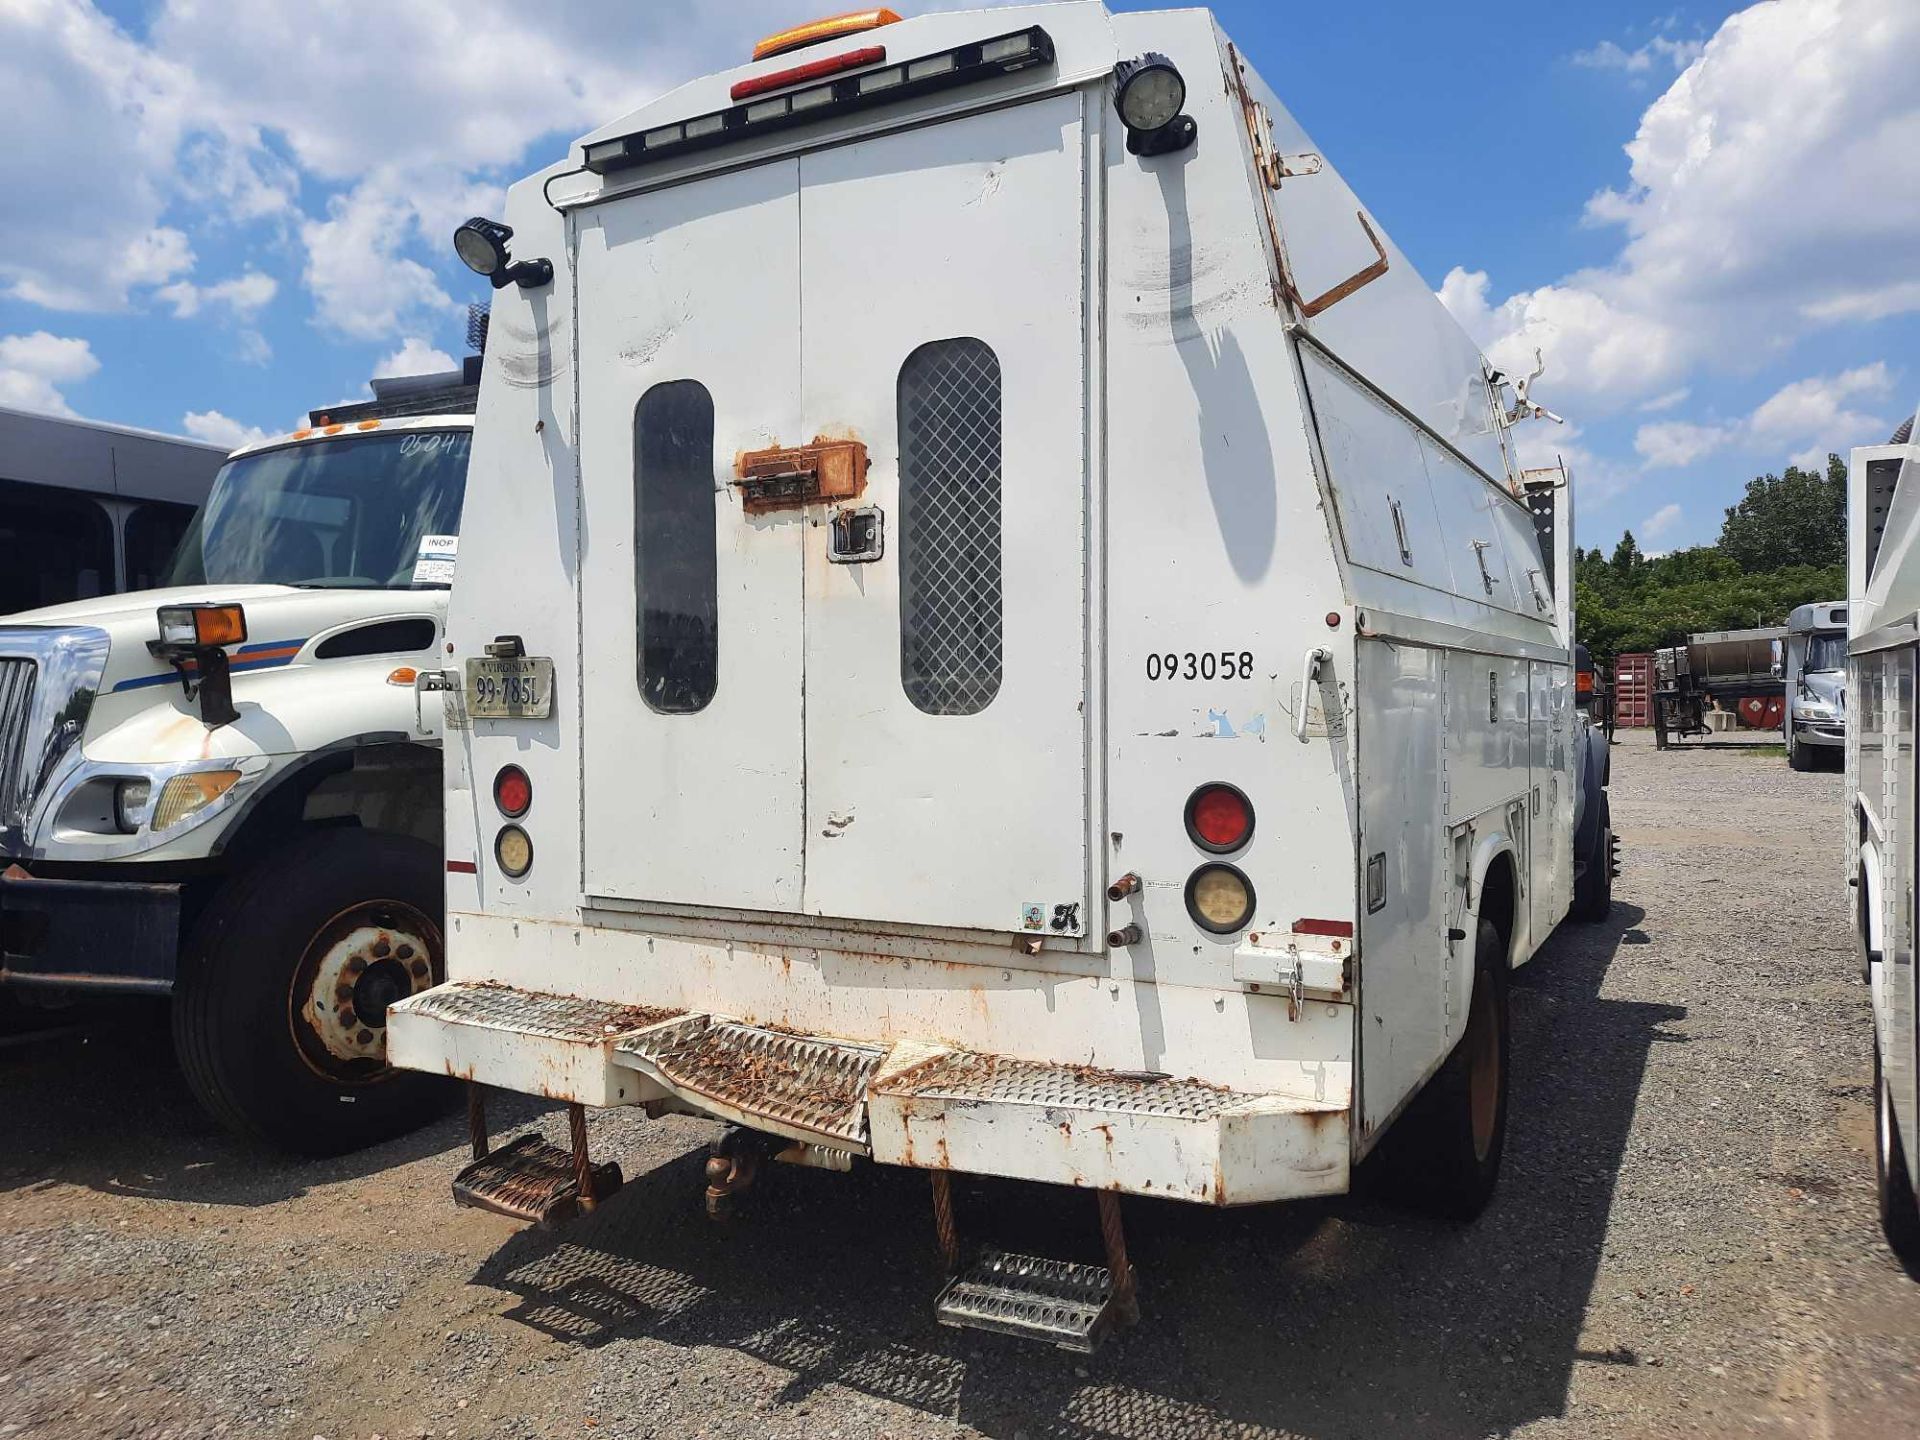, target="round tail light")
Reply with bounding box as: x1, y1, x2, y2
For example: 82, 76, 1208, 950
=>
1185, 782, 1253, 853
494, 824, 534, 878
494, 764, 532, 818
1185, 863, 1255, 934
